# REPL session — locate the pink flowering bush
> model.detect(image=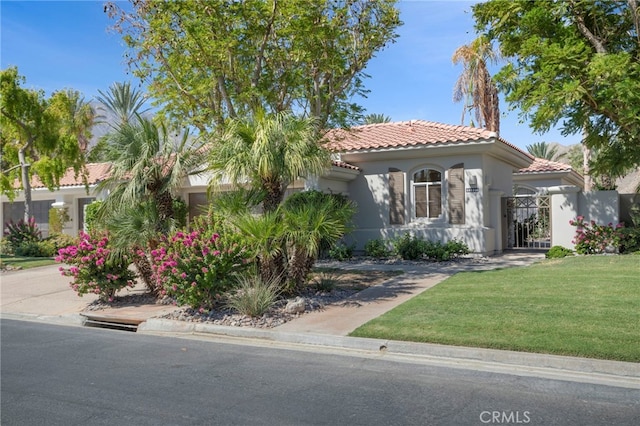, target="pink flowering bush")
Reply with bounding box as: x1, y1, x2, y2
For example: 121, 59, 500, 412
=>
55, 231, 137, 302
150, 227, 251, 310
570, 216, 624, 254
